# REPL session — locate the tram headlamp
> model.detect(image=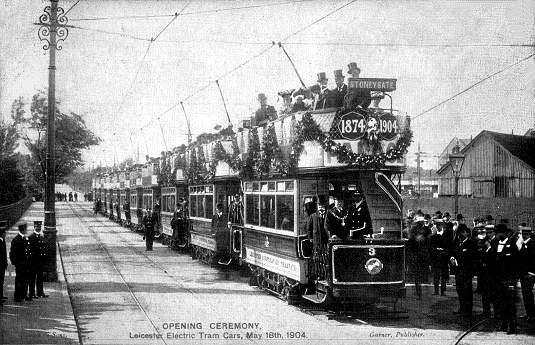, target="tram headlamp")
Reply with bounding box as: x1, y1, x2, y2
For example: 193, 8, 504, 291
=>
364, 258, 383, 275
